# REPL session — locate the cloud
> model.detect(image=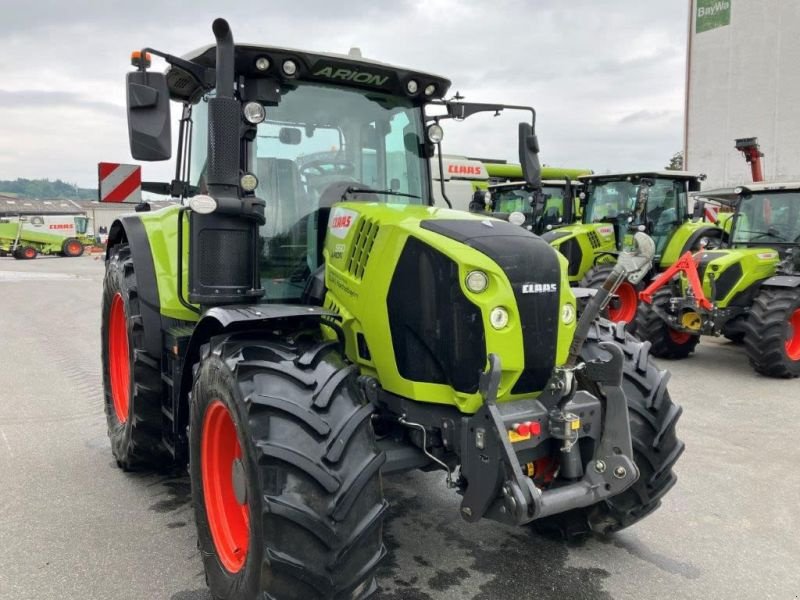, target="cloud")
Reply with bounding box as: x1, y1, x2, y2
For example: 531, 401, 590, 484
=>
0, 90, 123, 116
0, 0, 690, 186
